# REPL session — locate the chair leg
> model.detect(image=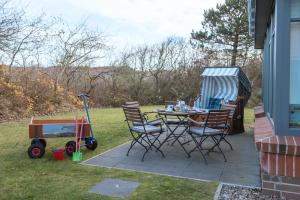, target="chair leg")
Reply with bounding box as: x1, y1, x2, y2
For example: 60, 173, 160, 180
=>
170, 125, 181, 146
189, 134, 208, 165
139, 137, 153, 162
157, 128, 174, 150
188, 135, 209, 156
127, 132, 153, 161
141, 146, 150, 162
210, 134, 233, 152
127, 133, 142, 156
140, 132, 165, 161
150, 133, 165, 158
211, 135, 227, 162
140, 135, 151, 146
127, 140, 135, 156
156, 135, 162, 146
222, 136, 233, 150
